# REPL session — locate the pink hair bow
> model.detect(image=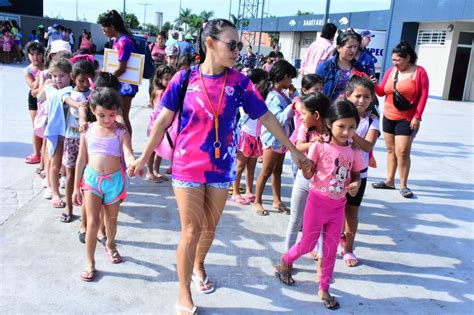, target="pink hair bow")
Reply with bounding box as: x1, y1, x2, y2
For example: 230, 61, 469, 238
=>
69, 54, 95, 64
